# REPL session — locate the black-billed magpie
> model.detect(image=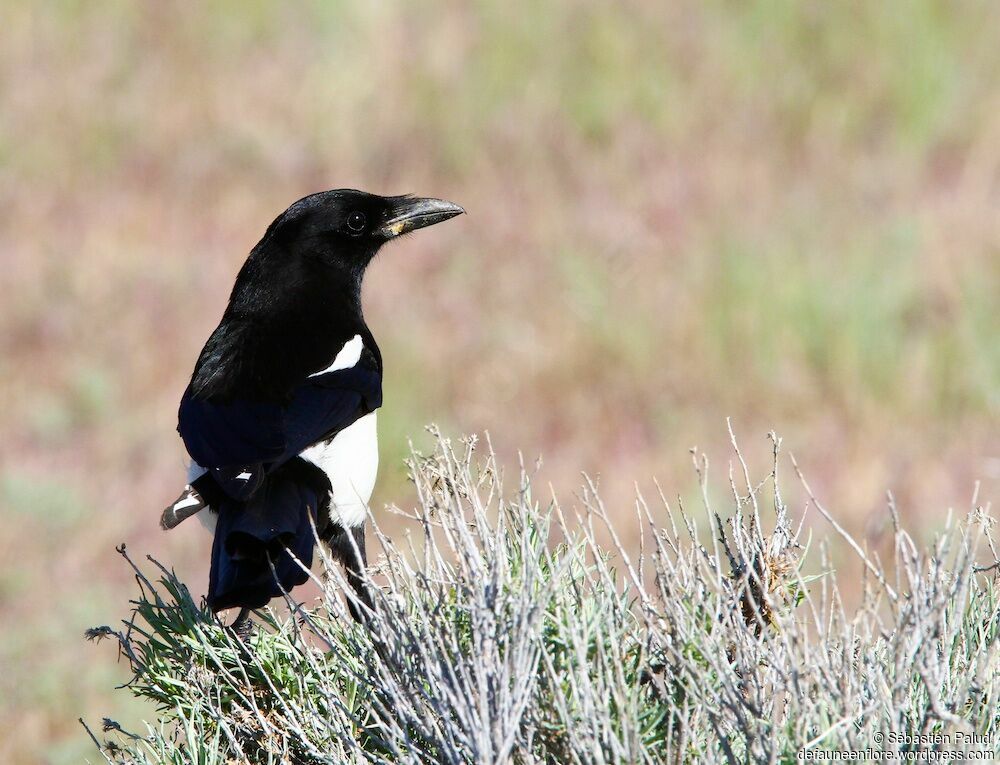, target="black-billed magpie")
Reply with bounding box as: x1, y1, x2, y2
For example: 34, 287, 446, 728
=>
161, 189, 464, 625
